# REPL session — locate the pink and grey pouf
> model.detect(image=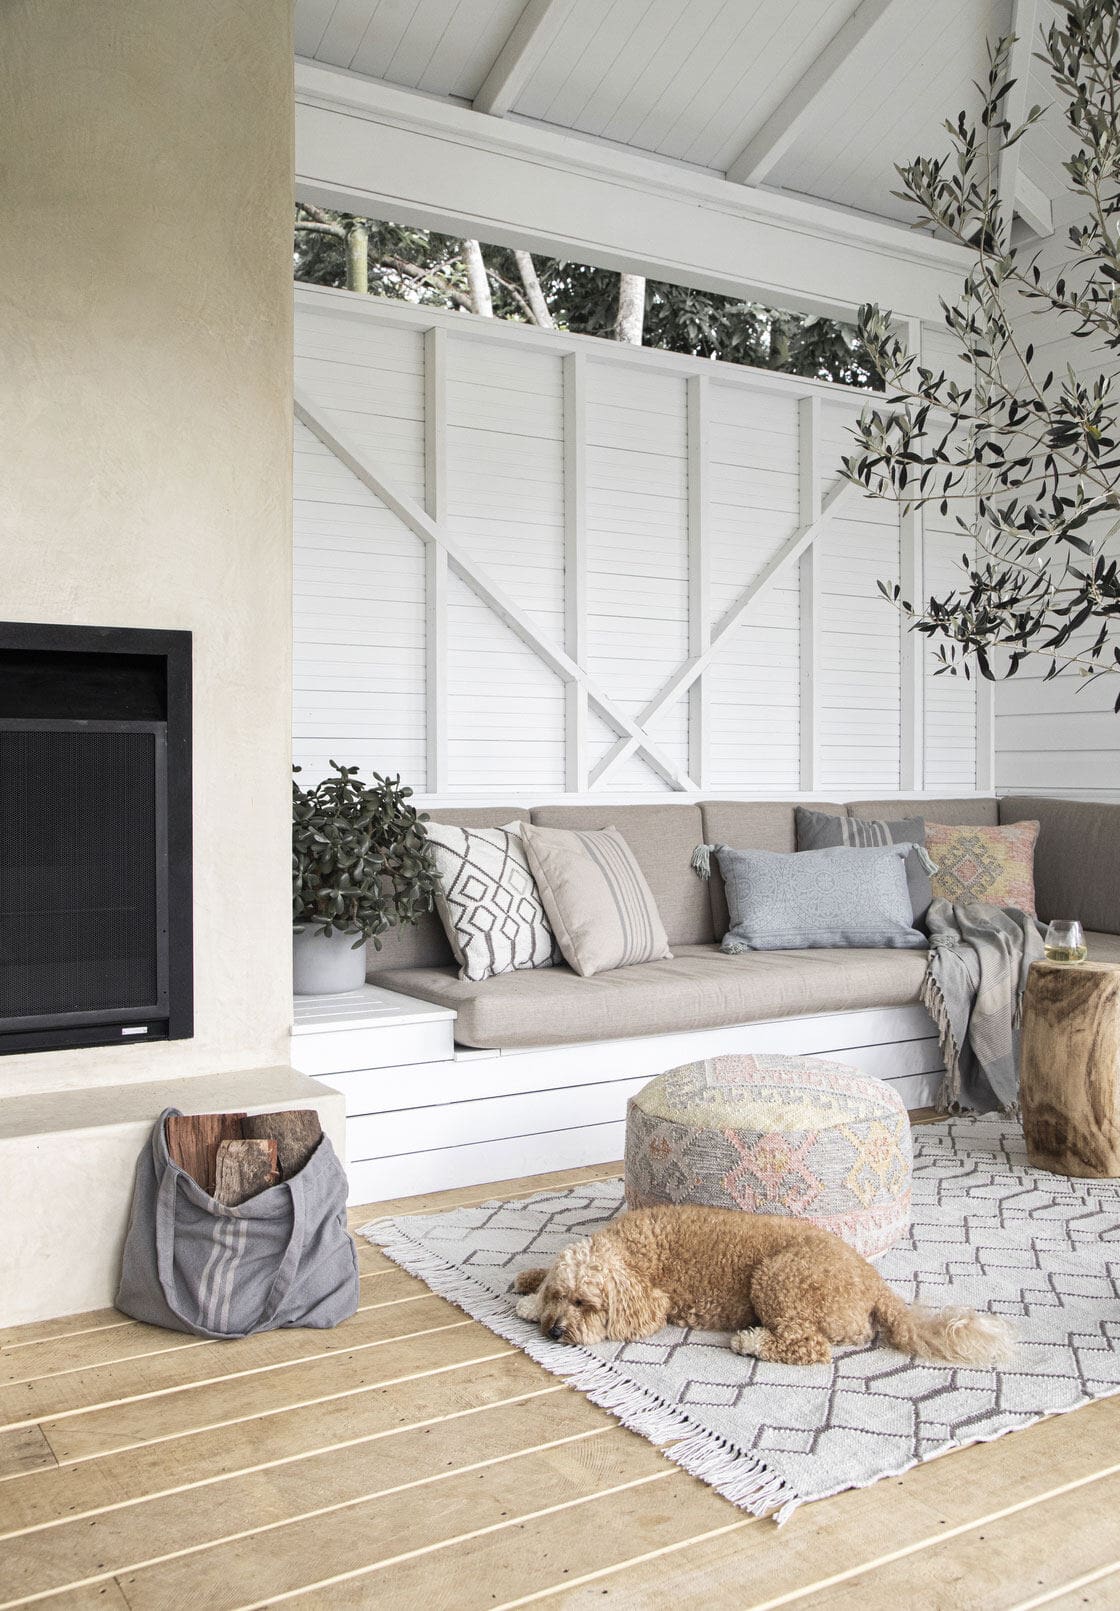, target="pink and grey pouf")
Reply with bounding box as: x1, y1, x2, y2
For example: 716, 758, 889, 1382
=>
624, 1052, 913, 1257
